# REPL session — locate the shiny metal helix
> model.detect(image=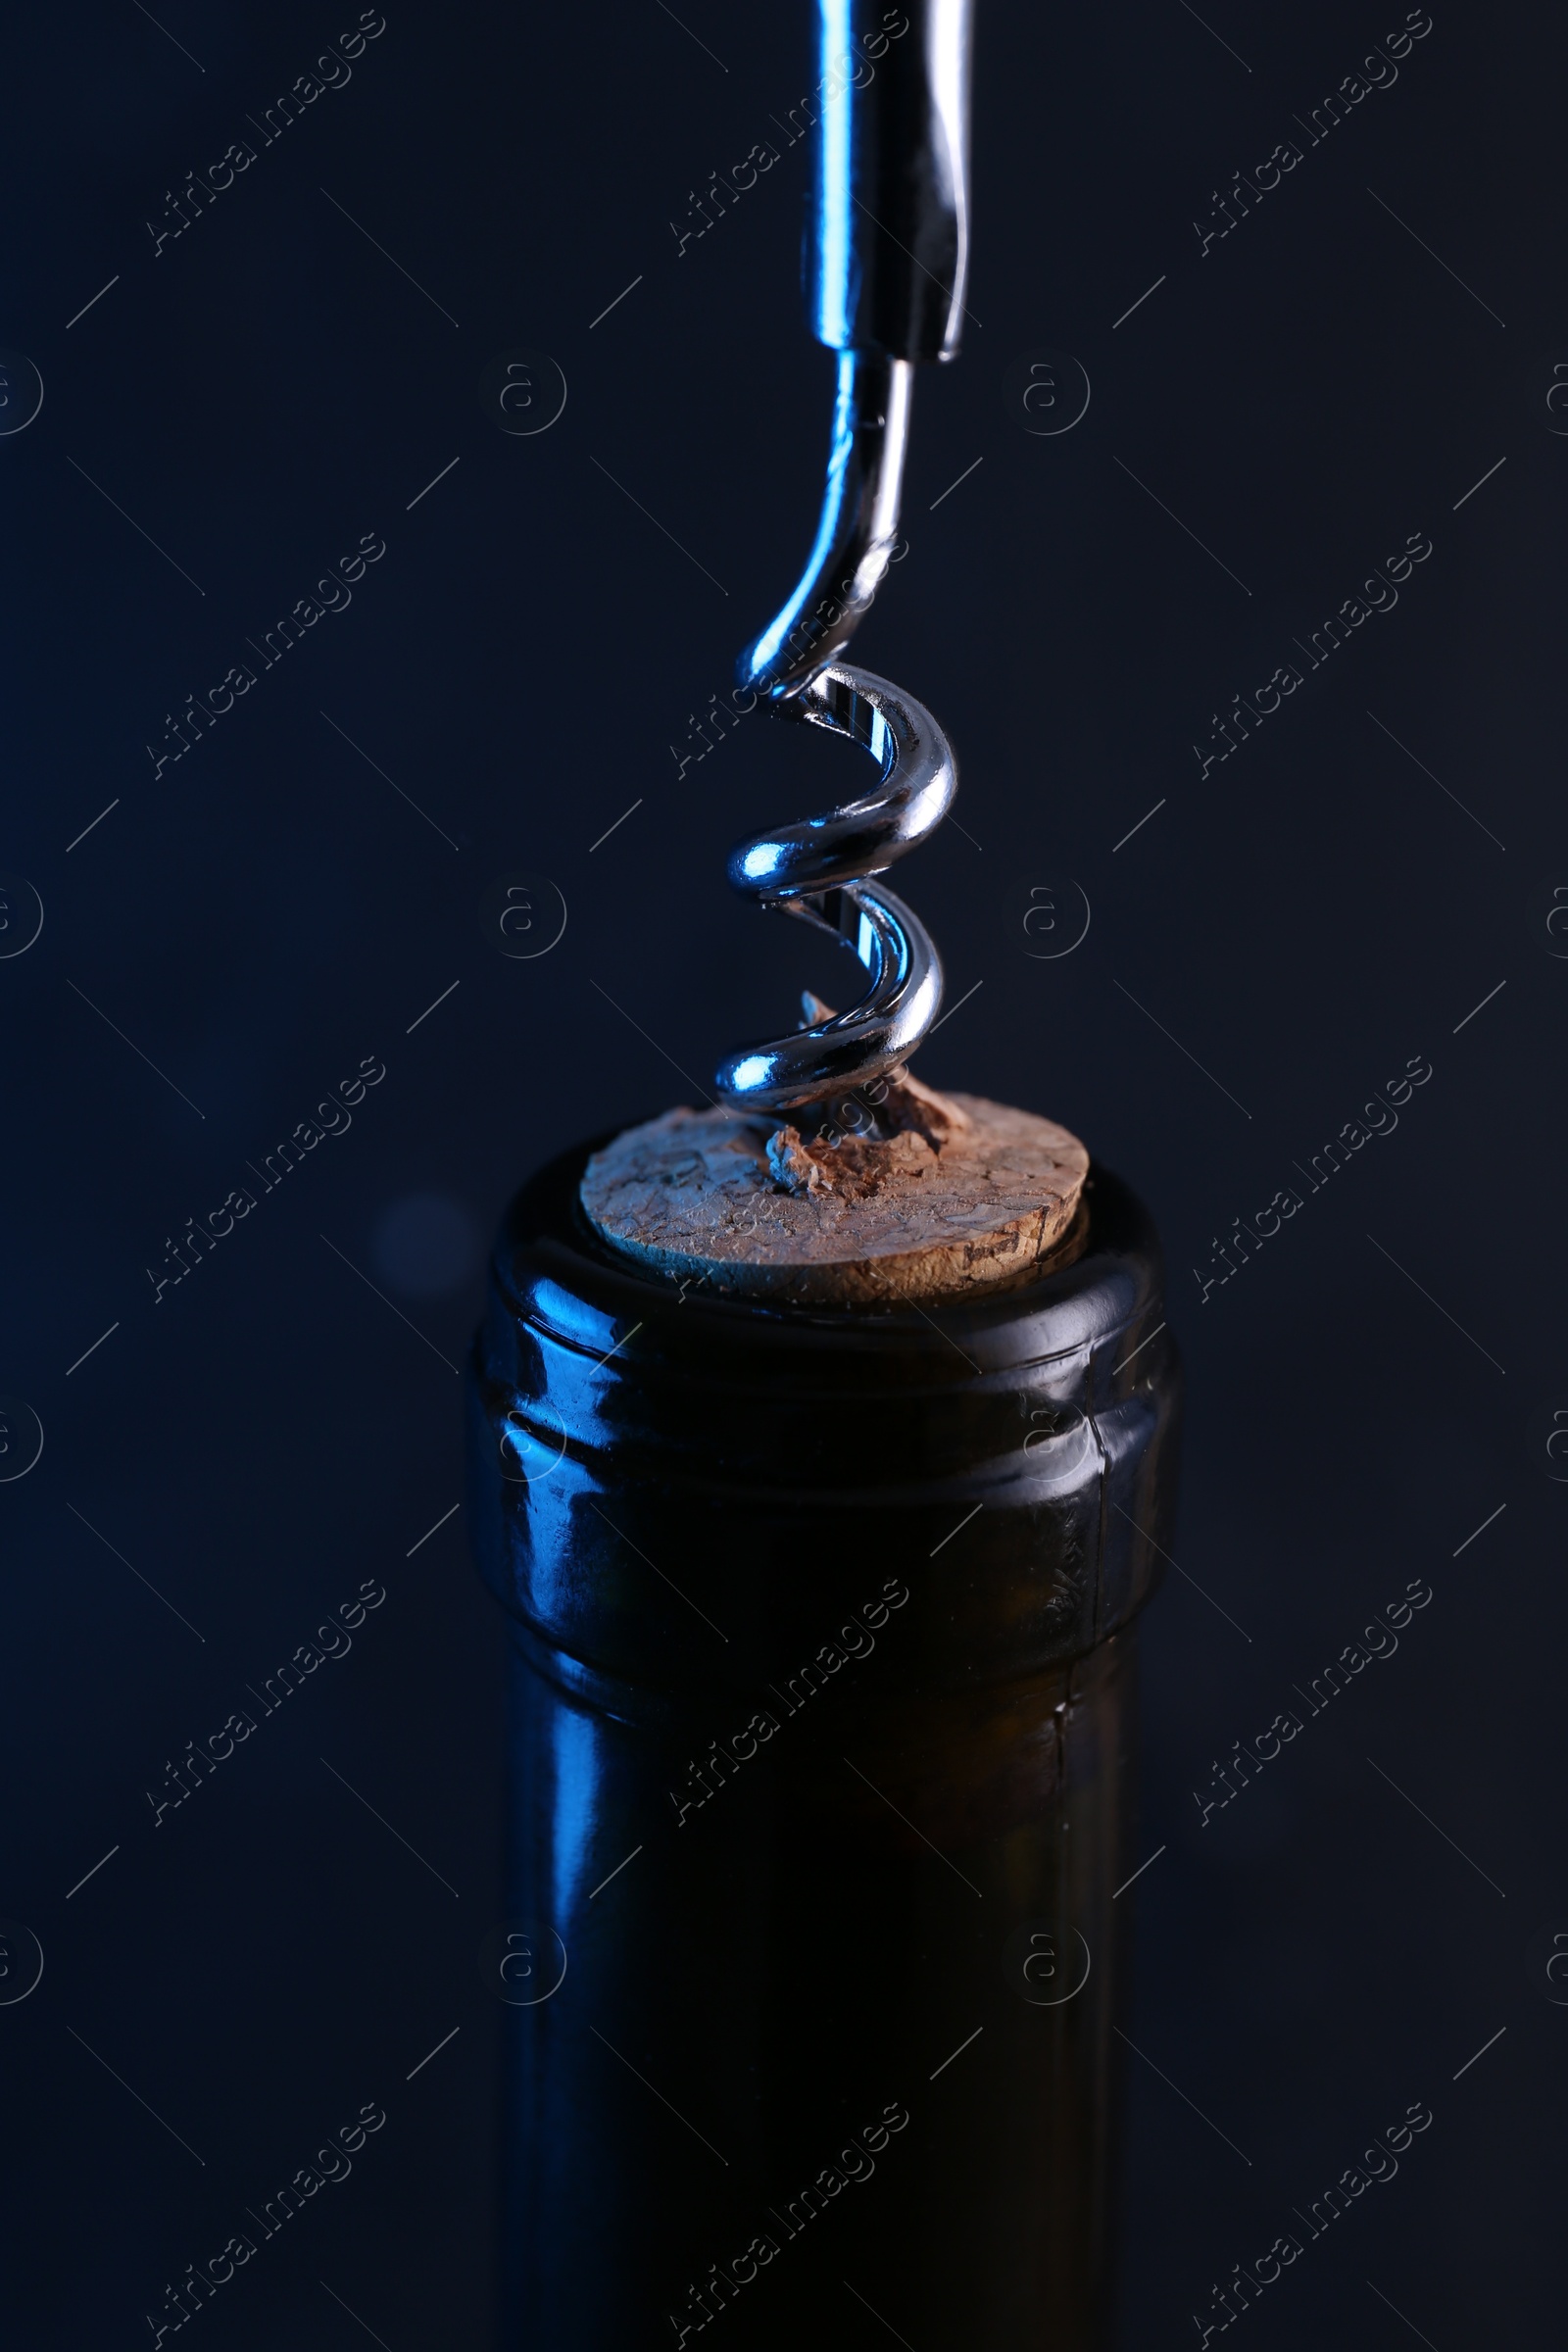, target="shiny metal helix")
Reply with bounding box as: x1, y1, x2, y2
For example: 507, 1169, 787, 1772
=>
714, 0, 975, 1120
